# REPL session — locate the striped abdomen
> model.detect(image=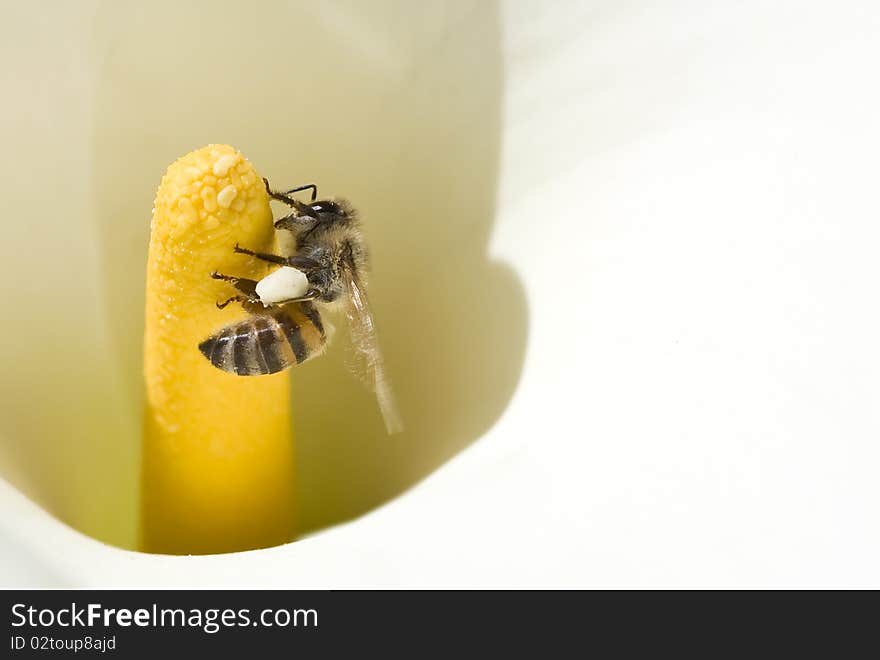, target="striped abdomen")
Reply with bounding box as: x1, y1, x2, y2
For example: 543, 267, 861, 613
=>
199, 302, 326, 376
